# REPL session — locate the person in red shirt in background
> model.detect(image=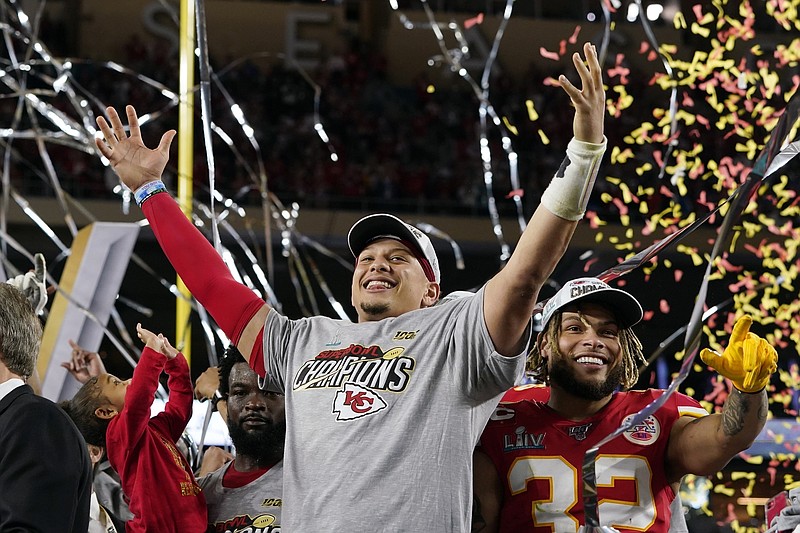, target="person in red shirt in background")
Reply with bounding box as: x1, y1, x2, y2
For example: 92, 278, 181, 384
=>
474, 277, 777, 533
60, 324, 207, 532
